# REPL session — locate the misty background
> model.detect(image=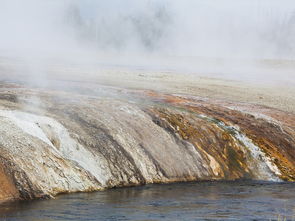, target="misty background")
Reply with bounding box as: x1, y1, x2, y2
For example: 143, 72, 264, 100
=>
1, 0, 295, 83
